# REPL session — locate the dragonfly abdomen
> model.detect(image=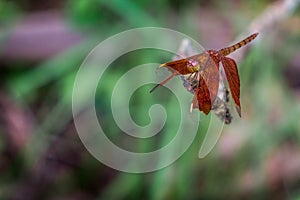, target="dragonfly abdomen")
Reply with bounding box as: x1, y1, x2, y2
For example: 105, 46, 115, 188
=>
219, 33, 258, 57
